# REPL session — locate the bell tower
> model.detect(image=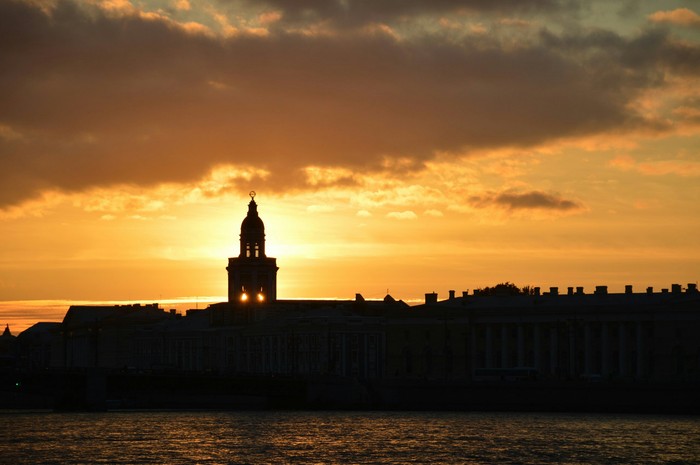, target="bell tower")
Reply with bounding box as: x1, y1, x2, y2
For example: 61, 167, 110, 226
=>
227, 191, 278, 304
